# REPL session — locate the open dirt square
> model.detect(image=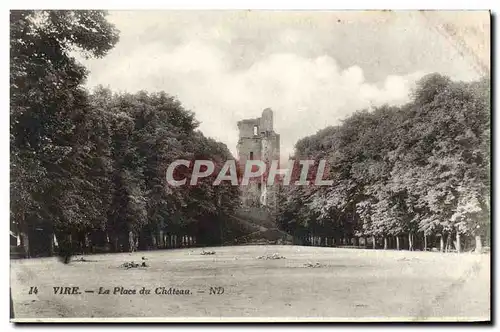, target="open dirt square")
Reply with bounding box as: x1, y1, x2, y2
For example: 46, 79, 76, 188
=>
10, 246, 490, 322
